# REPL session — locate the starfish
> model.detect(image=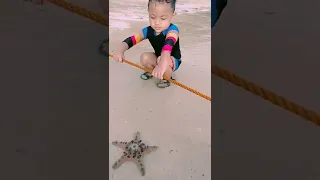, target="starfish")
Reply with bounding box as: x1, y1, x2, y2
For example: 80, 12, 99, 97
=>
111, 132, 158, 176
